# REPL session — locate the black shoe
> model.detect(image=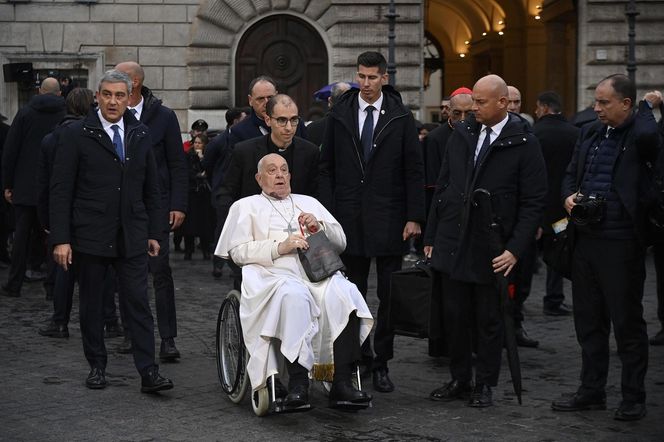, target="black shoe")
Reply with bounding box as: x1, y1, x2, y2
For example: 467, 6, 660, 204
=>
614, 401, 646, 421
284, 382, 309, 407
543, 303, 572, 316
141, 367, 174, 393
202, 251, 211, 260
104, 322, 123, 339
38, 321, 69, 338
86, 367, 107, 389
430, 379, 472, 401
551, 391, 606, 411
372, 367, 394, 393
515, 327, 539, 348
212, 266, 223, 278
649, 328, 664, 346
159, 338, 181, 362
116, 336, 133, 354
1, 284, 20, 297
329, 379, 372, 403
24, 269, 46, 282
467, 384, 492, 408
